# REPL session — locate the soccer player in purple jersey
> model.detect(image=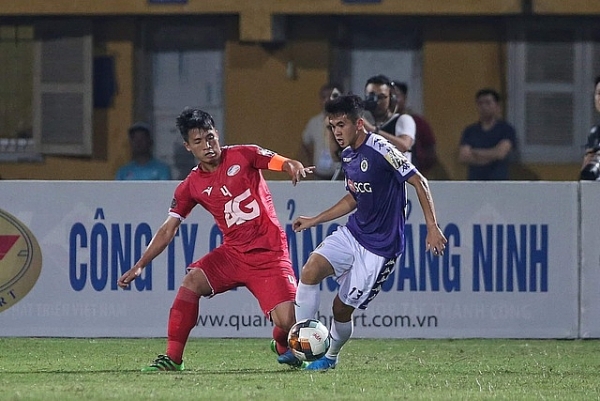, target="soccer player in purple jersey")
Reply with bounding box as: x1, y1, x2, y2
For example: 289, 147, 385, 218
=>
292, 94, 447, 371
117, 108, 313, 371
